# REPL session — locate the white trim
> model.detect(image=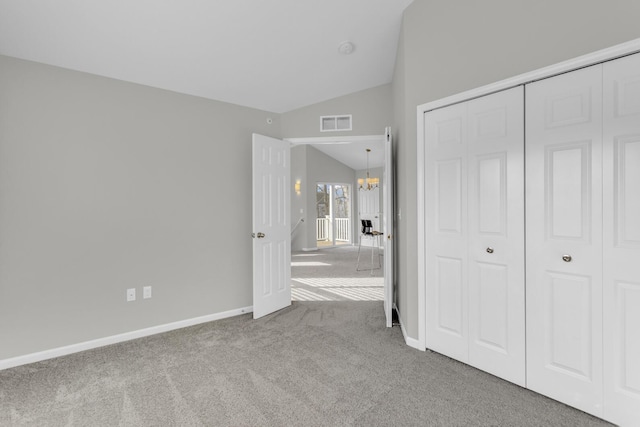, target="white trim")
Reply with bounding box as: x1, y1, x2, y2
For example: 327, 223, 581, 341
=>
417, 38, 640, 114
416, 37, 640, 362
301, 247, 319, 252
416, 107, 427, 351
0, 305, 253, 371
396, 305, 424, 351
285, 135, 384, 145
